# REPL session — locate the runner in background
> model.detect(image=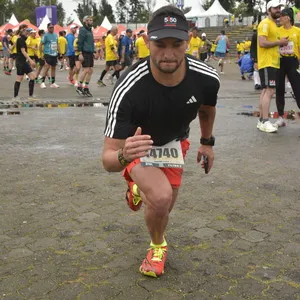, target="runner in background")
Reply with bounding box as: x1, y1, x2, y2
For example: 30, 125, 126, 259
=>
40, 23, 59, 89
66, 25, 78, 85
13, 24, 36, 100
186, 27, 201, 59
58, 31, 68, 70
135, 30, 150, 60
275, 8, 300, 127
214, 30, 229, 74
76, 15, 95, 97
